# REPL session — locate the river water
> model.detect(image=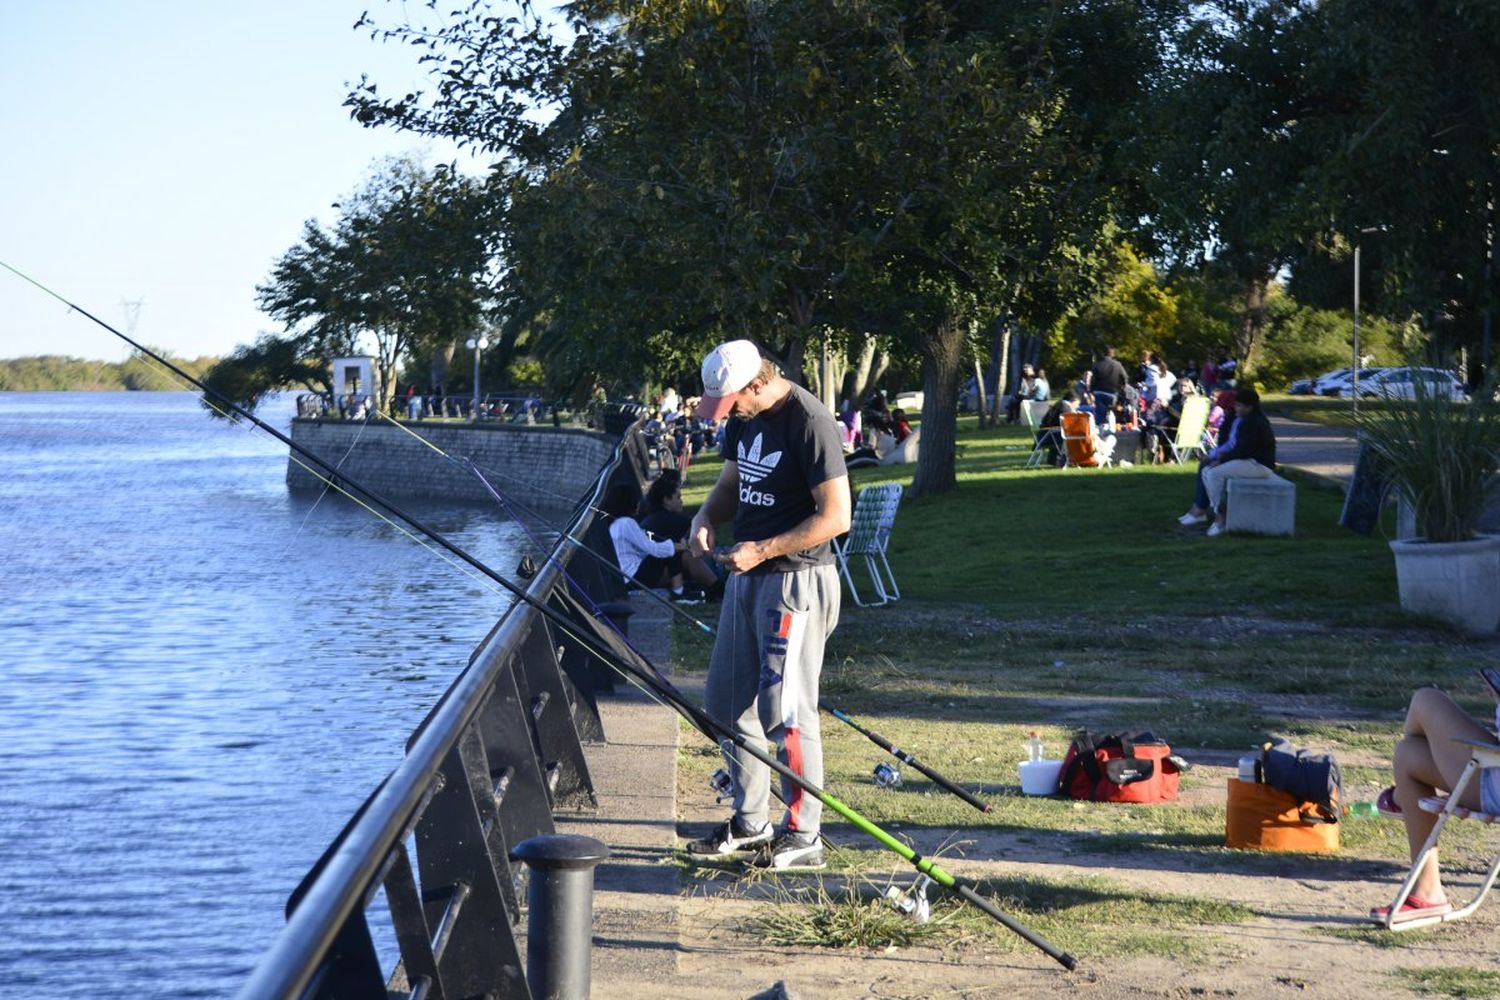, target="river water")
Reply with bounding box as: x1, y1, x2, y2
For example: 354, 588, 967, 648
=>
0, 392, 528, 998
